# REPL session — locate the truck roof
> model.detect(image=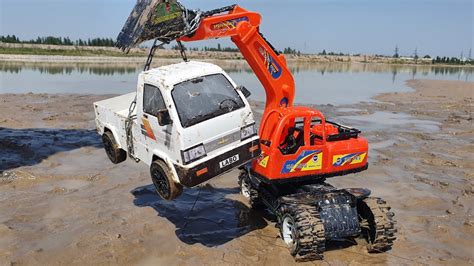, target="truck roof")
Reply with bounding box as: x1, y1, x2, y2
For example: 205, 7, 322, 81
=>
142, 61, 225, 89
